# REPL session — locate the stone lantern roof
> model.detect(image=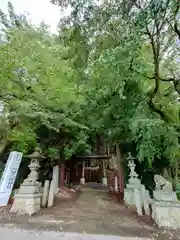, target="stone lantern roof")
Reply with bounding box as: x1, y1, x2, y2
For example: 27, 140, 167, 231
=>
26, 146, 46, 161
